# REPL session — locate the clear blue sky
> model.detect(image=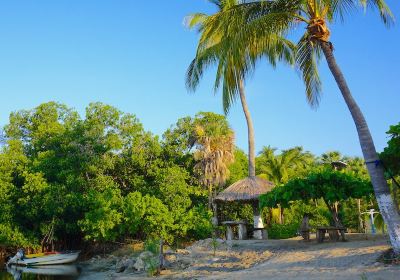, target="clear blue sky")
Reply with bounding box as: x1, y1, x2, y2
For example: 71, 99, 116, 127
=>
0, 0, 399, 157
